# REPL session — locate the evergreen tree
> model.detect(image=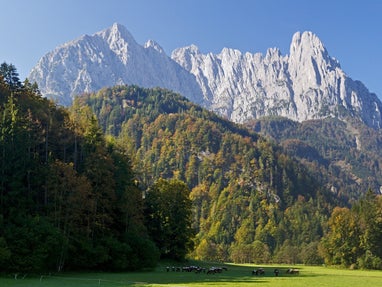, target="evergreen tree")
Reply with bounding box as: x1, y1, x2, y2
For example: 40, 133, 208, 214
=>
0, 62, 21, 91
